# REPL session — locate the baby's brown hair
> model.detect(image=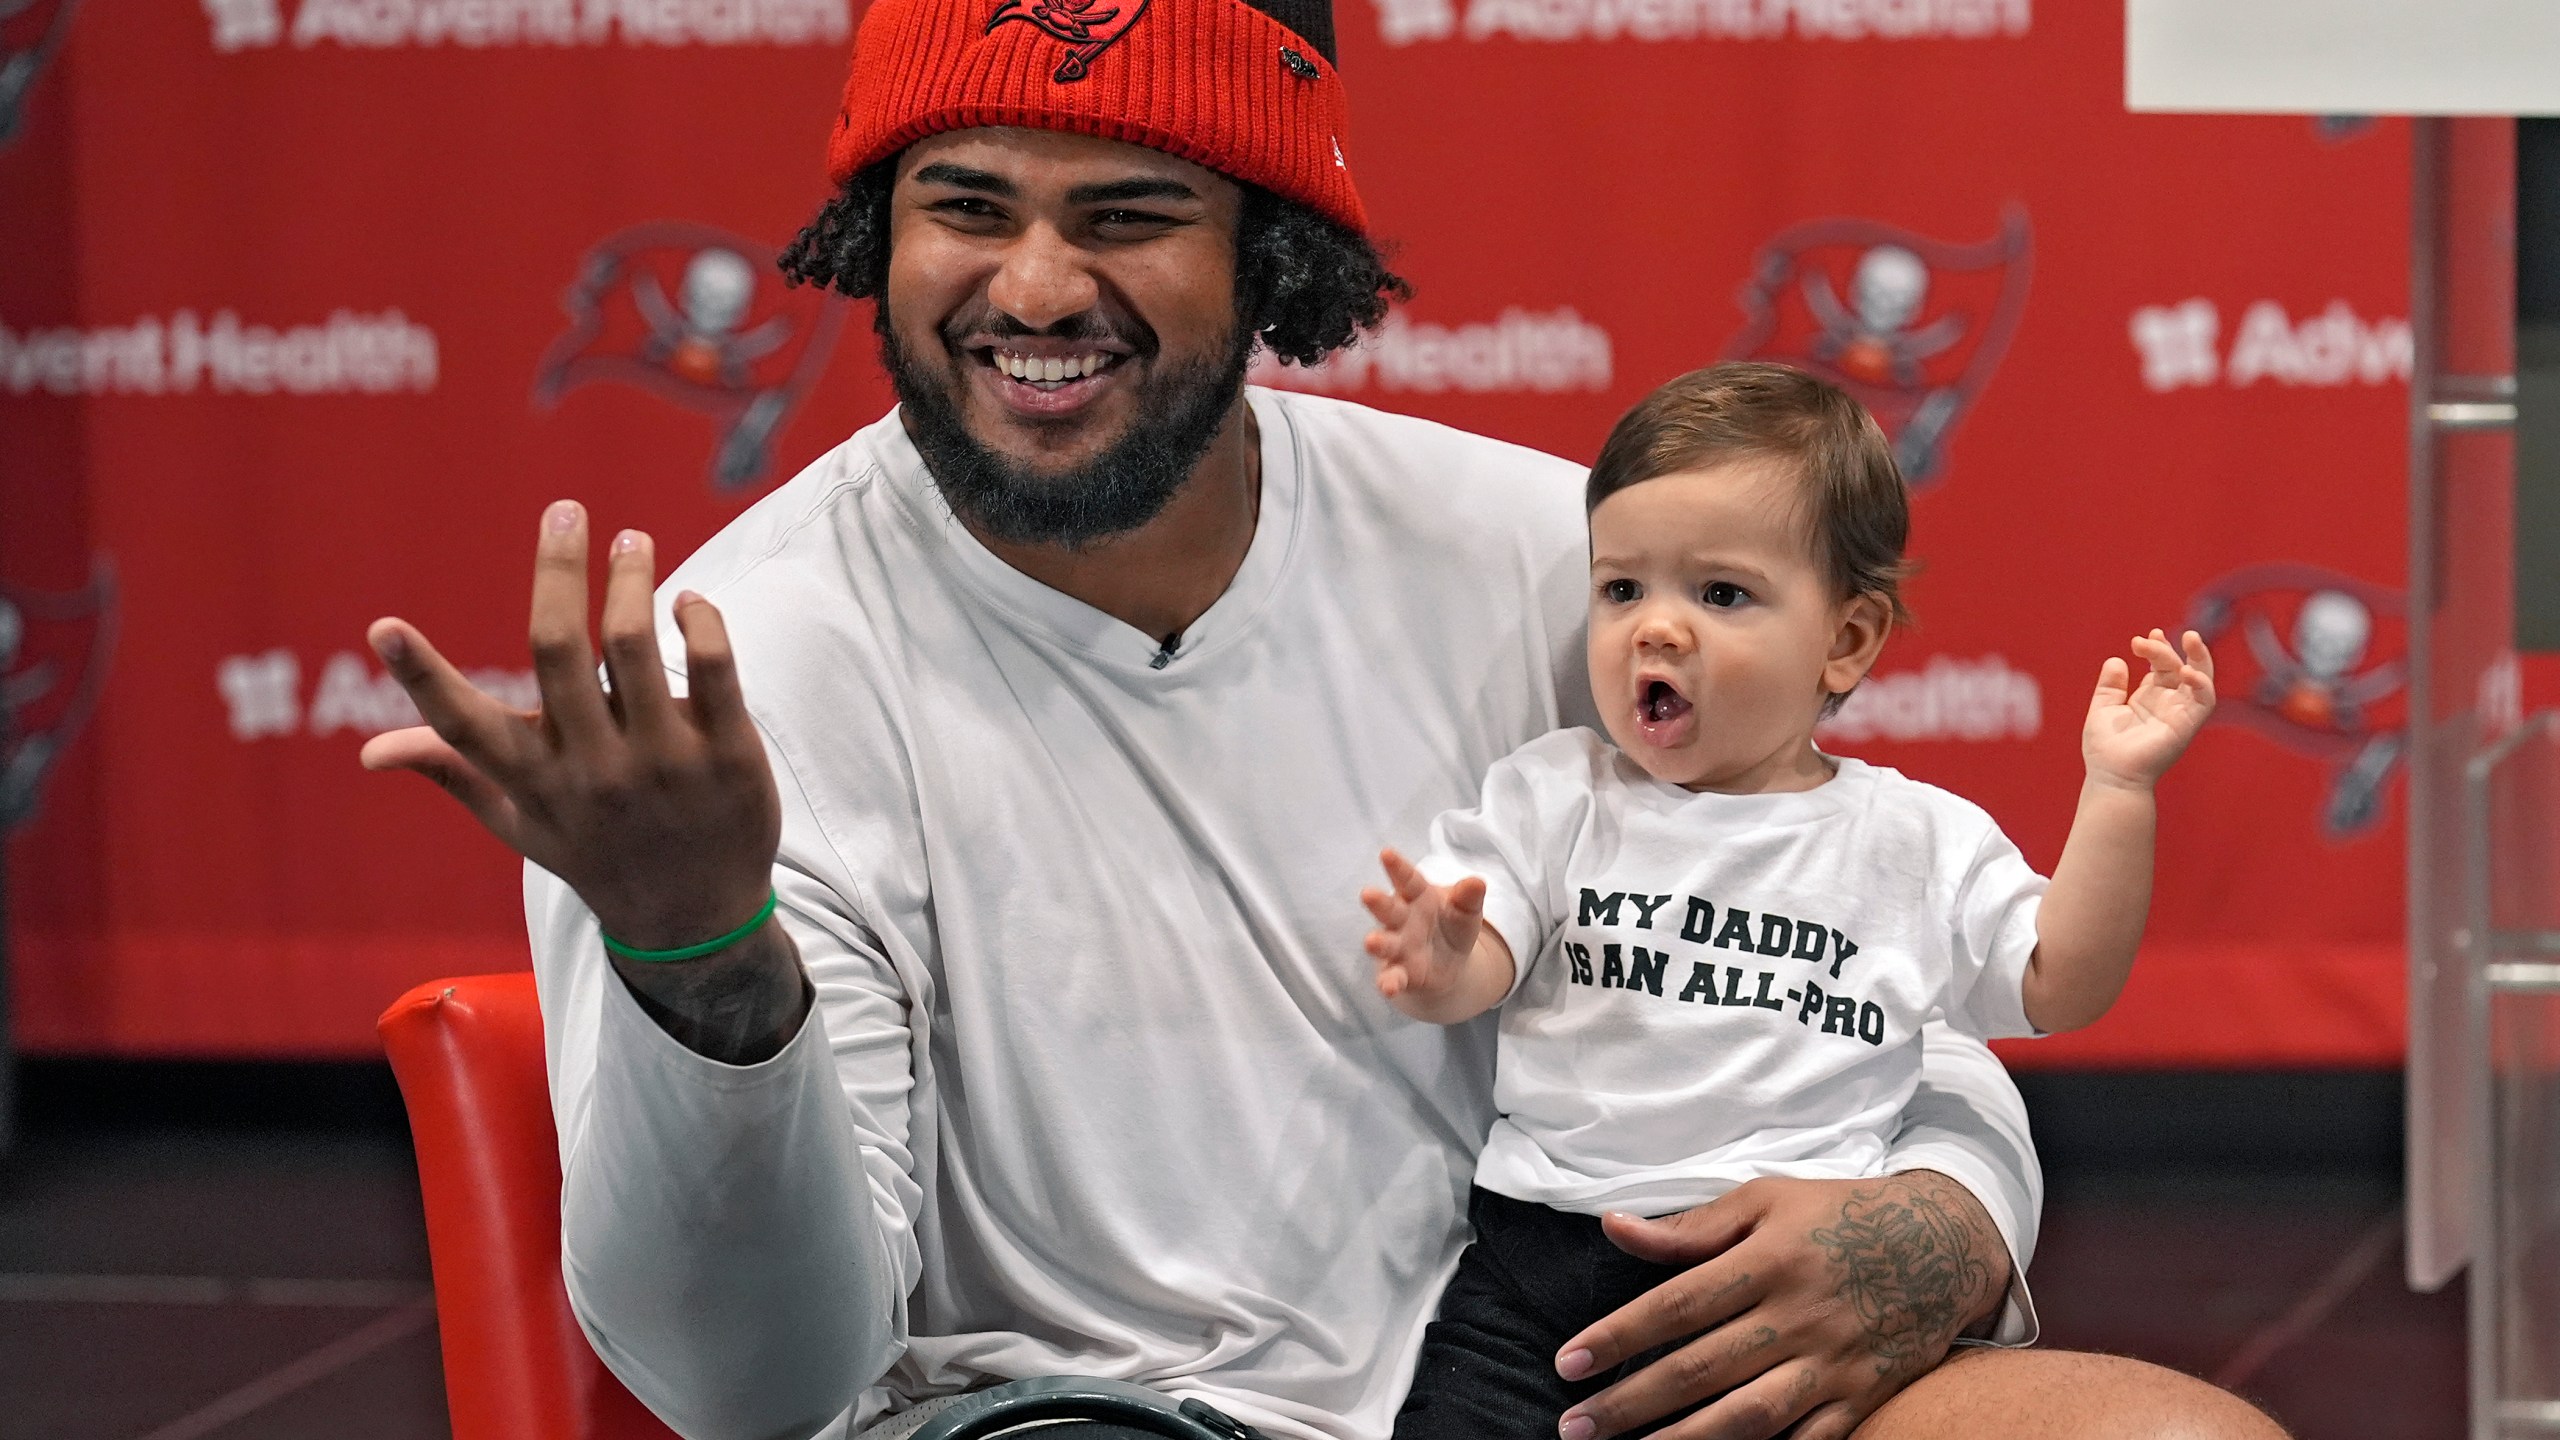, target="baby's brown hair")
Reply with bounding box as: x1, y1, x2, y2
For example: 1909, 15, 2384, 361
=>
1585, 361, 1917, 636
